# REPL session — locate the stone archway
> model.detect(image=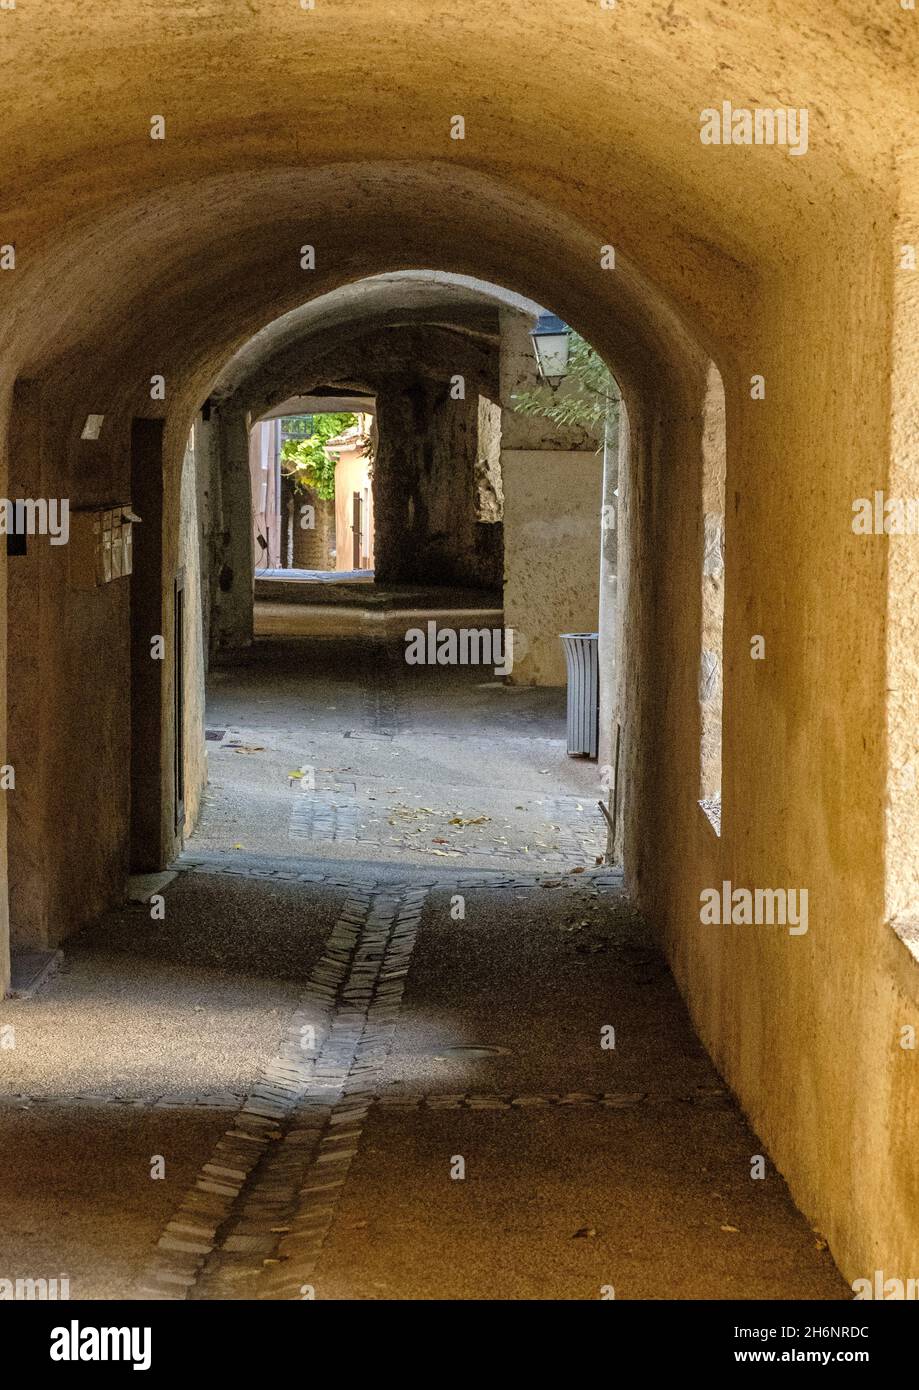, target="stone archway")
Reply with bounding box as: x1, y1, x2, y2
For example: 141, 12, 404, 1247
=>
0, 4, 915, 1286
